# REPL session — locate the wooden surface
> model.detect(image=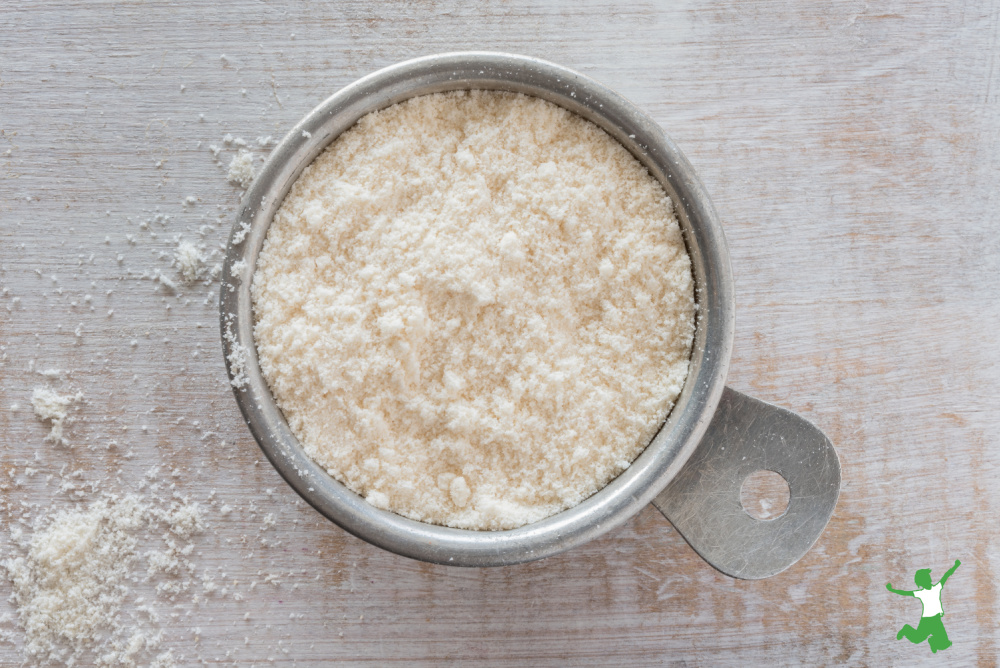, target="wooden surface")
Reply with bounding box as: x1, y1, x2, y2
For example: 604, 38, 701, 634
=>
2, 1, 999, 665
